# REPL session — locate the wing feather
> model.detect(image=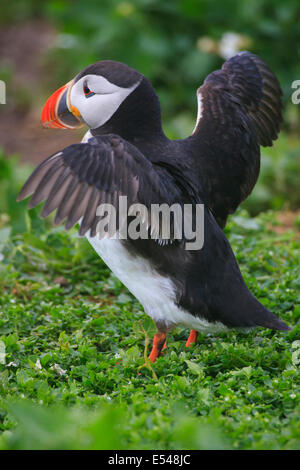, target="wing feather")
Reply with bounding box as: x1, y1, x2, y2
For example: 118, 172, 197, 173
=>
190, 51, 283, 227
41, 168, 73, 218
27, 162, 65, 209
54, 178, 81, 225
18, 134, 183, 238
